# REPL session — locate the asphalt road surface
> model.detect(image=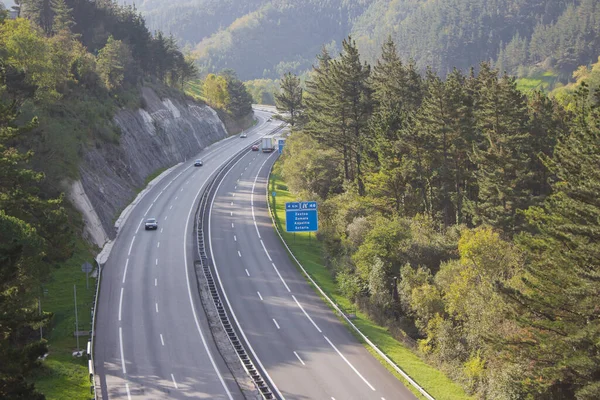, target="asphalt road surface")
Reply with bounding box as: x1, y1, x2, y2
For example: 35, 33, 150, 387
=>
94, 111, 278, 399
208, 149, 418, 400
